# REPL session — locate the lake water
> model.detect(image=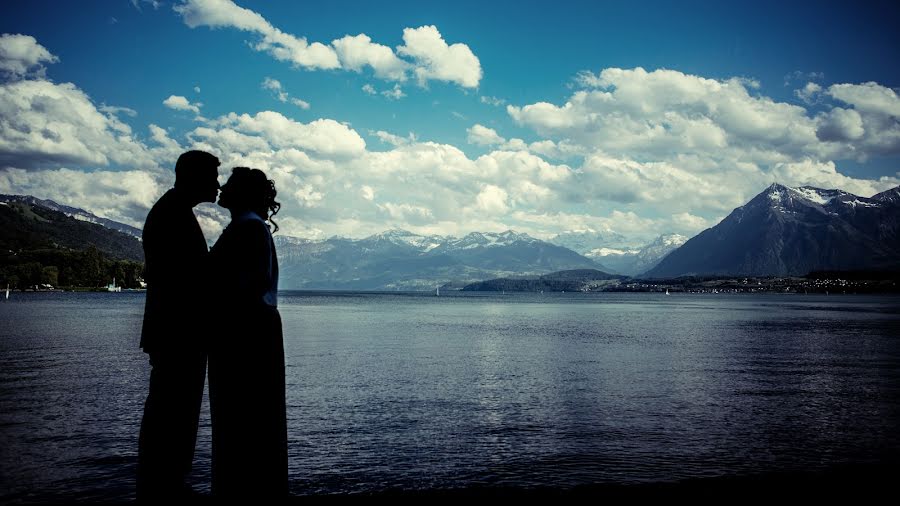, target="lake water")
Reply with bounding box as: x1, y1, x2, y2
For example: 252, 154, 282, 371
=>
1, 291, 899, 502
